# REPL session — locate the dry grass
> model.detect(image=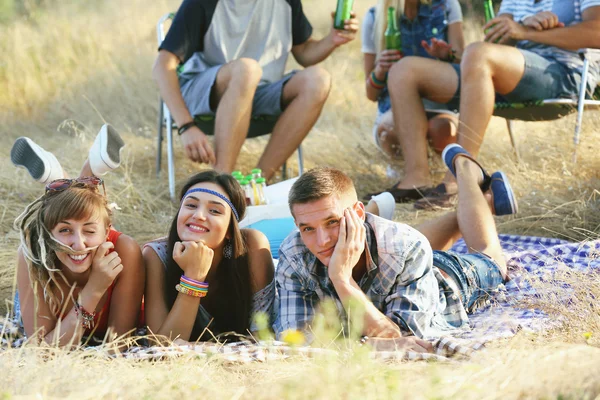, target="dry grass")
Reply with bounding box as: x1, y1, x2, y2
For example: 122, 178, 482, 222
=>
1, 0, 600, 398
